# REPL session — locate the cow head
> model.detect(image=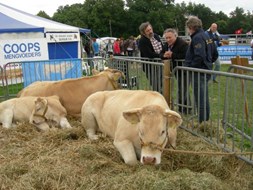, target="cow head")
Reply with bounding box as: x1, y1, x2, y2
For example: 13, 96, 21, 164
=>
93, 68, 125, 89
30, 97, 50, 131
123, 105, 182, 165
30, 96, 71, 131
